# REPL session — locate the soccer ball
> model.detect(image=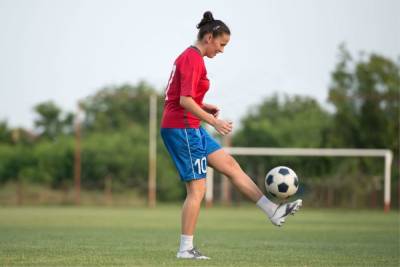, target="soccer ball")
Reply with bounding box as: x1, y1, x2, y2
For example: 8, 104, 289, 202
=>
265, 166, 299, 200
